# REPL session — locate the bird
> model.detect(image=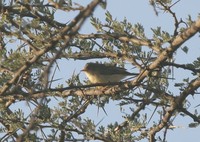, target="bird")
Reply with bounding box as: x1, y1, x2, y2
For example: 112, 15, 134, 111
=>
82, 62, 138, 83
